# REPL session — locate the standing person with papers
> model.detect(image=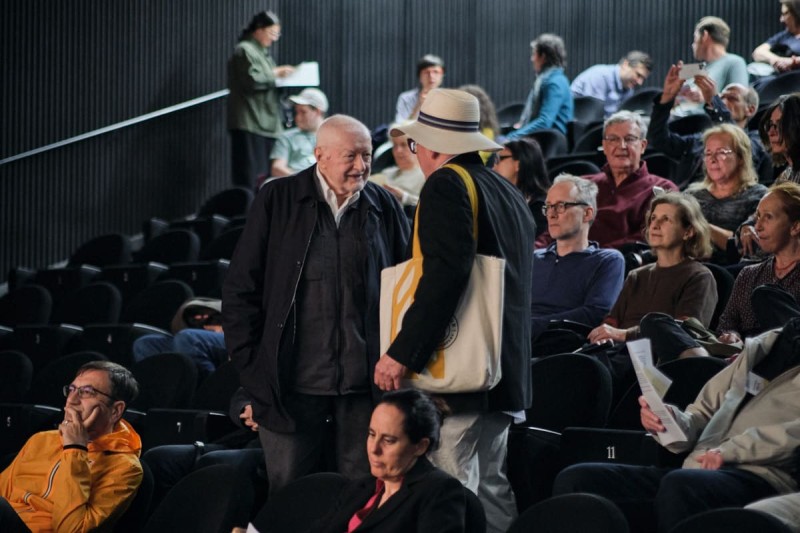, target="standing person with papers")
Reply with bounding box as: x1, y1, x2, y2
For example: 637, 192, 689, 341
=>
553, 318, 800, 533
